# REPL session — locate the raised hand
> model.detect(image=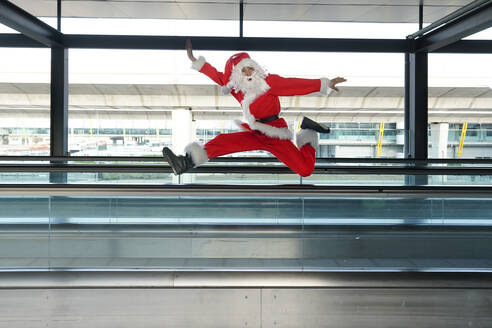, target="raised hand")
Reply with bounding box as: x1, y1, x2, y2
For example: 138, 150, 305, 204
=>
185, 39, 196, 62
329, 77, 347, 92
